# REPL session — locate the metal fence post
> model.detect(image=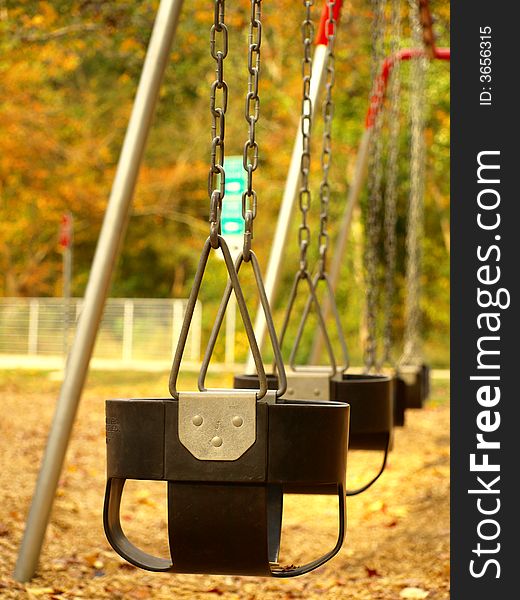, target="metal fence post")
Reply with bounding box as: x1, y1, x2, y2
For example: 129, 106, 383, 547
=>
28, 299, 39, 355
122, 299, 134, 361
172, 299, 183, 359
